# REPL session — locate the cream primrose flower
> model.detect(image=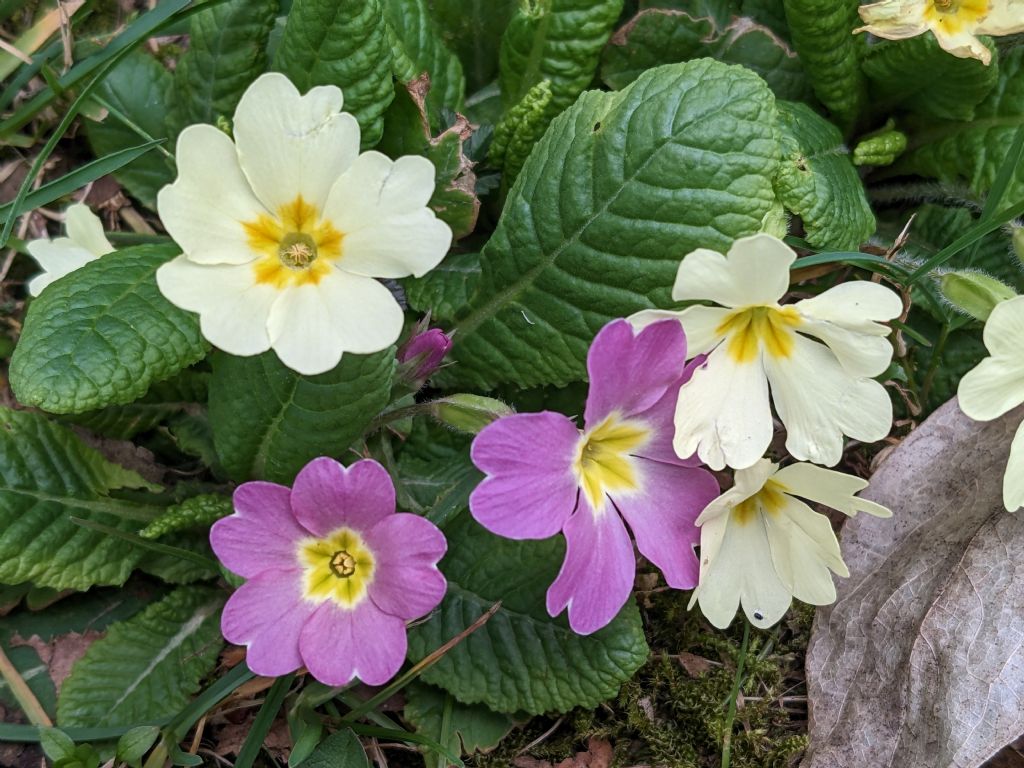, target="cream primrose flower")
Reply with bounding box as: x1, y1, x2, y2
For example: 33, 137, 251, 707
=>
26, 203, 113, 296
856, 0, 1024, 66
630, 234, 903, 471
155, 73, 452, 376
690, 459, 891, 629
957, 295, 1024, 511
